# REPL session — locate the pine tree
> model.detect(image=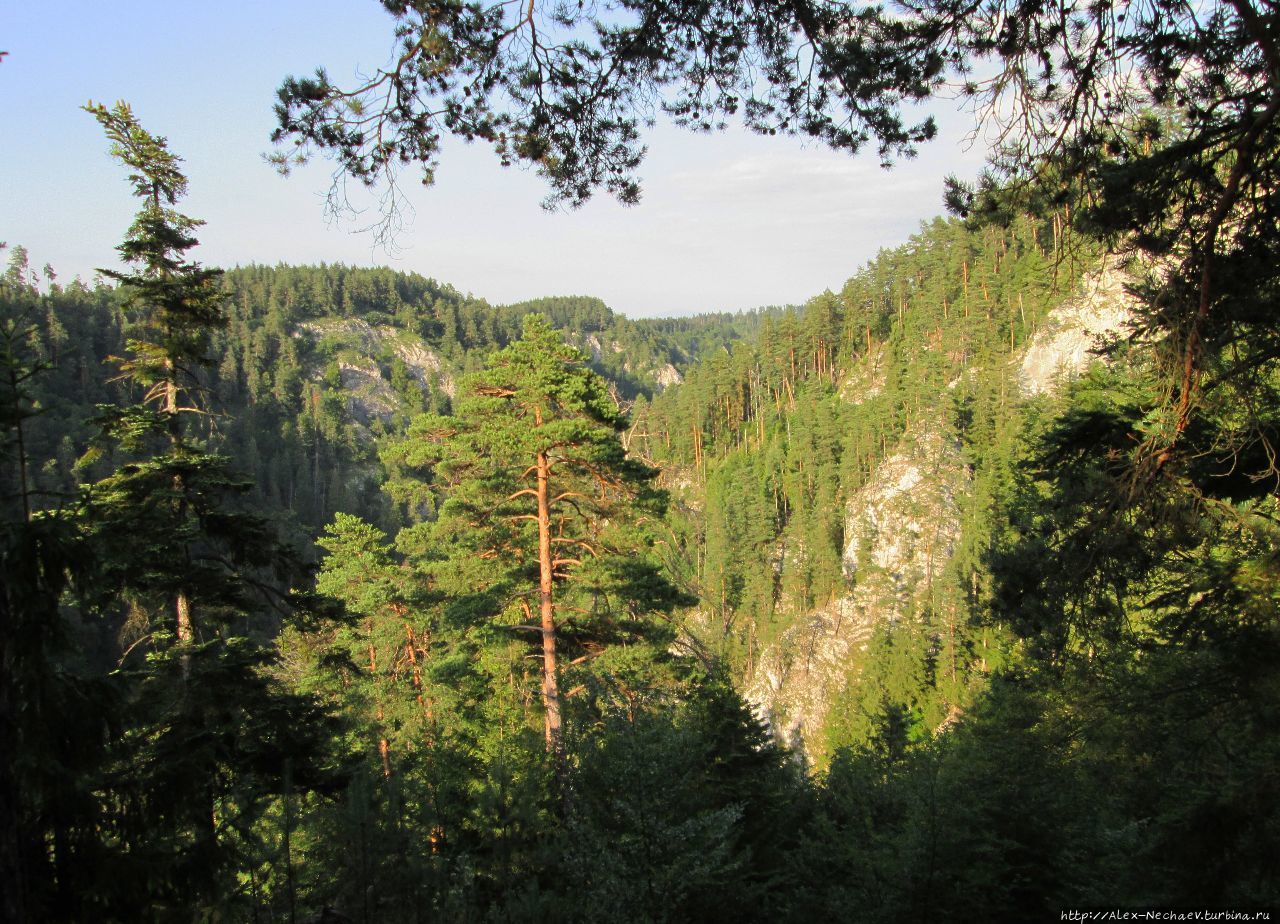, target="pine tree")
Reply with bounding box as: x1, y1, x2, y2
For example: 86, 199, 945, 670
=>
384, 314, 688, 780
